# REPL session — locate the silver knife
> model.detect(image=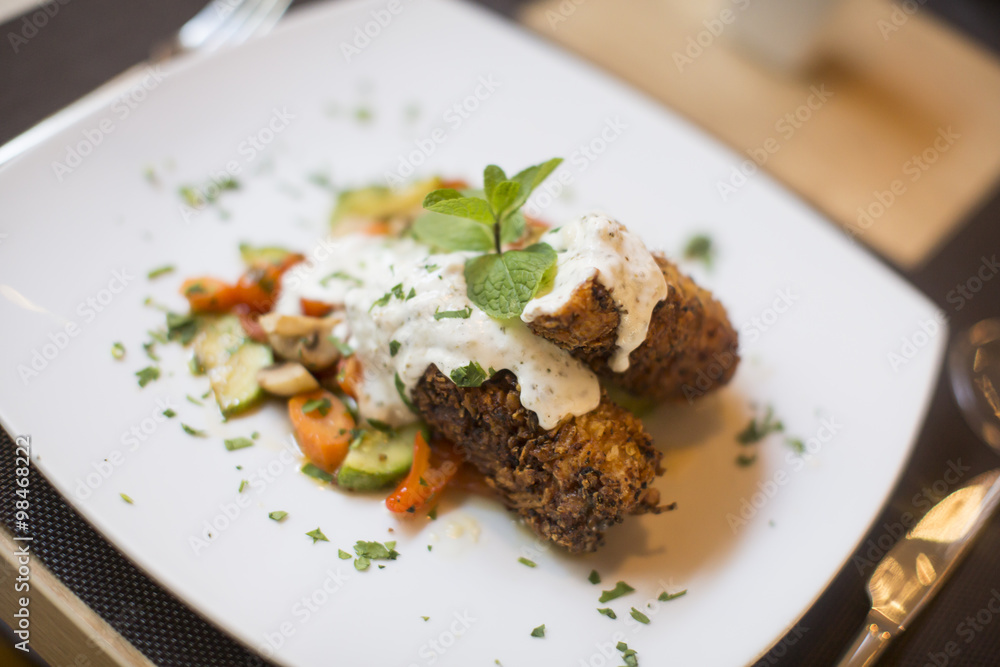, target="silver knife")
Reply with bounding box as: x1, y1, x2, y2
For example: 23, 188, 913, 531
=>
836, 468, 1000, 666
